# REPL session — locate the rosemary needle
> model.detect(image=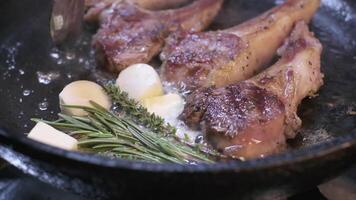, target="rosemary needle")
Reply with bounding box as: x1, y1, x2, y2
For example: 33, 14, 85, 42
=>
104, 84, 177, 136
32, 101, 215, 164
104, 83, 221, 158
